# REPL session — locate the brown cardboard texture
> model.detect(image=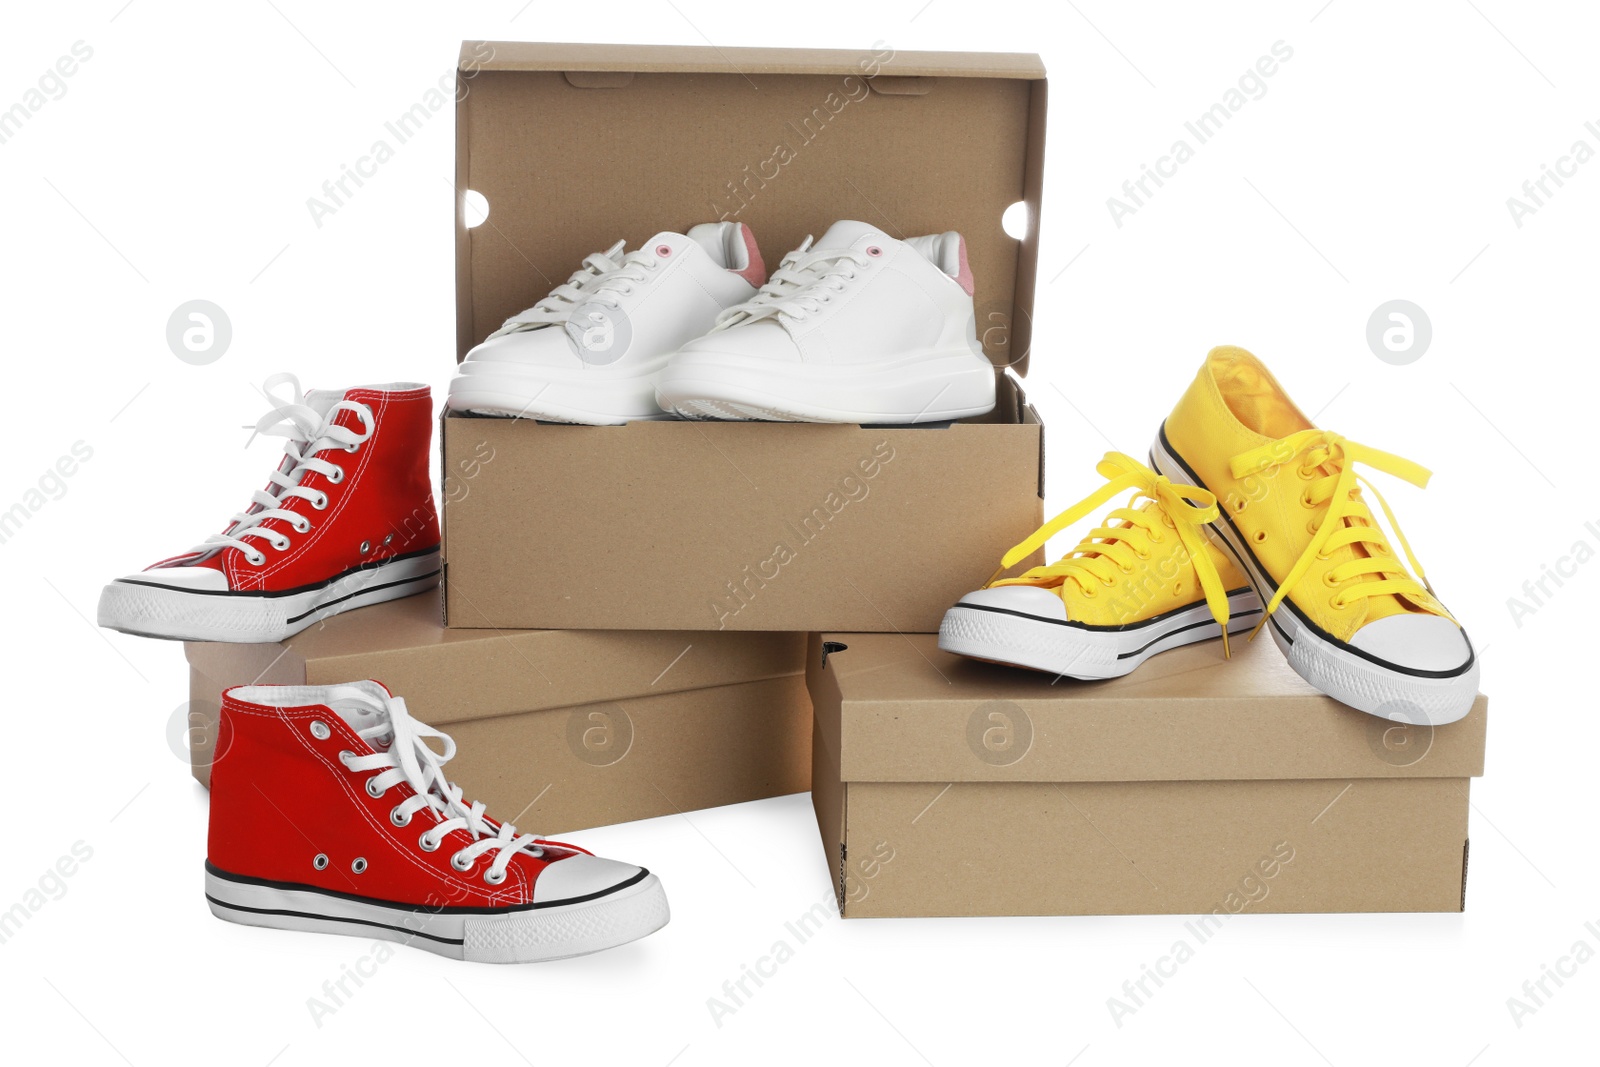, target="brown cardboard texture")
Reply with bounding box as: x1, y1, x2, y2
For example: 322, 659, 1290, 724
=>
182, 596, 811, 833
808, 633, 1487, 917
443, 42, 1047, 632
